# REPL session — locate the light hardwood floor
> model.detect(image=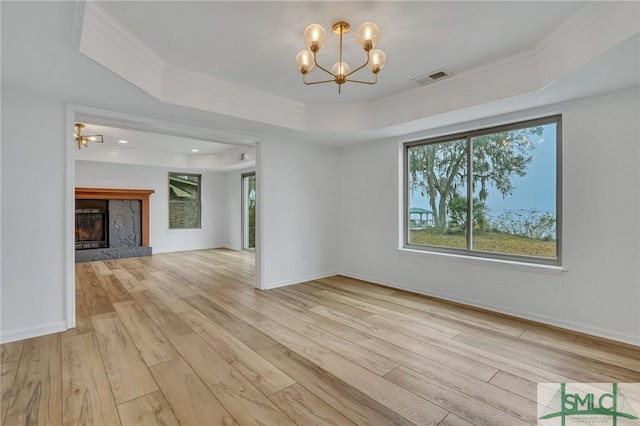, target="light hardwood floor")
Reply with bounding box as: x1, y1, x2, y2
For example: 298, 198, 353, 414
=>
1, 249, 639, 425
